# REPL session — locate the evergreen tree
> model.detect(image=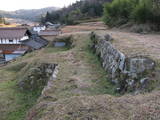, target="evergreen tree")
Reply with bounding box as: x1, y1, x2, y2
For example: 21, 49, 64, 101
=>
45, 12, 52, 22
